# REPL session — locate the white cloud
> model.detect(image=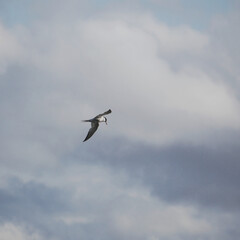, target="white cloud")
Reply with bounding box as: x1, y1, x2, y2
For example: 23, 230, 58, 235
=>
70, 16, 240, 145
0, 223, 43, 240
0, 156, 238, 240
0, 9, 239, 189
1, 12, 240, 149
125, 15, 209, 54
111, 192, 212, 239
0, 23, 23, 74
35, 163, 213, 239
